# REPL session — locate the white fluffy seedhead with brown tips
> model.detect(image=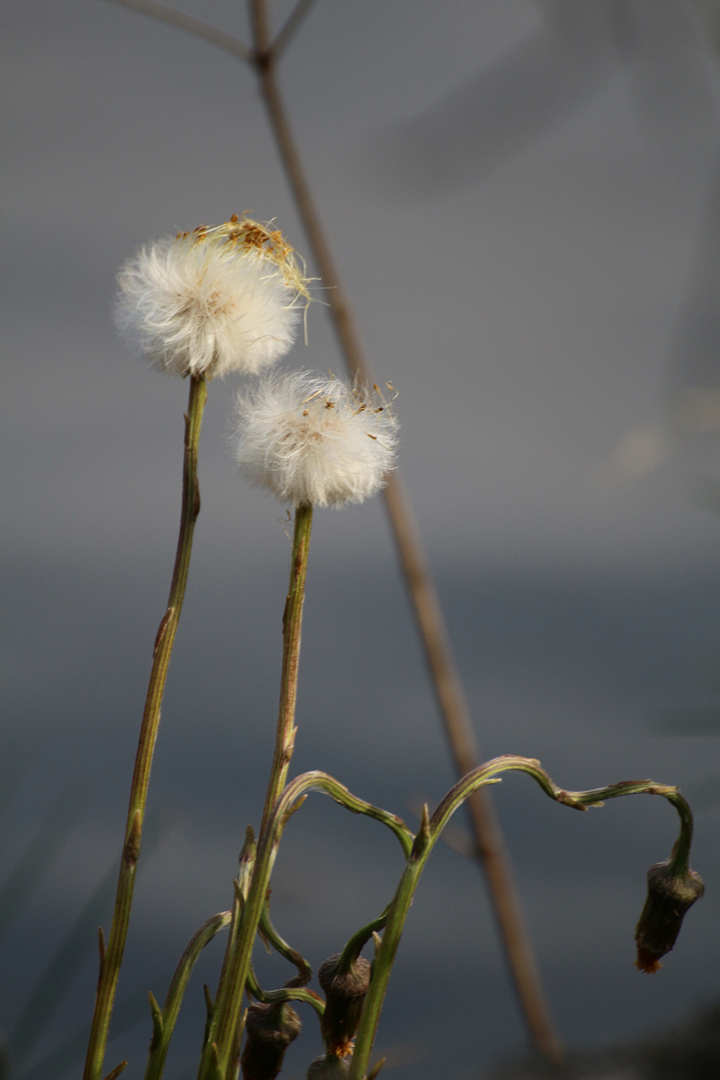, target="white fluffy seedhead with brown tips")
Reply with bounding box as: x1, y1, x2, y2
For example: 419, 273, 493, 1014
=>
115, 217, 311, 379
233, 371, 398, 508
